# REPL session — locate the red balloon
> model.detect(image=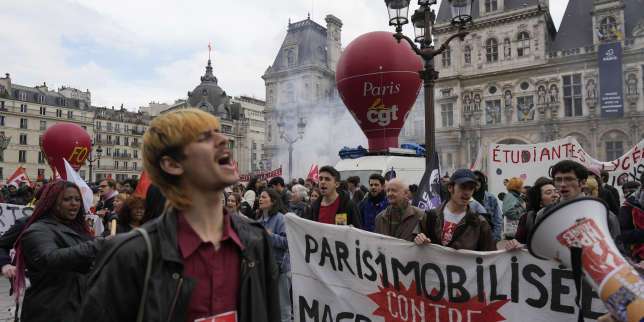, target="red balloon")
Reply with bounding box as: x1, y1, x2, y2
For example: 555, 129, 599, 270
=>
40, 122, 91, 180
336, 31, 423, 151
